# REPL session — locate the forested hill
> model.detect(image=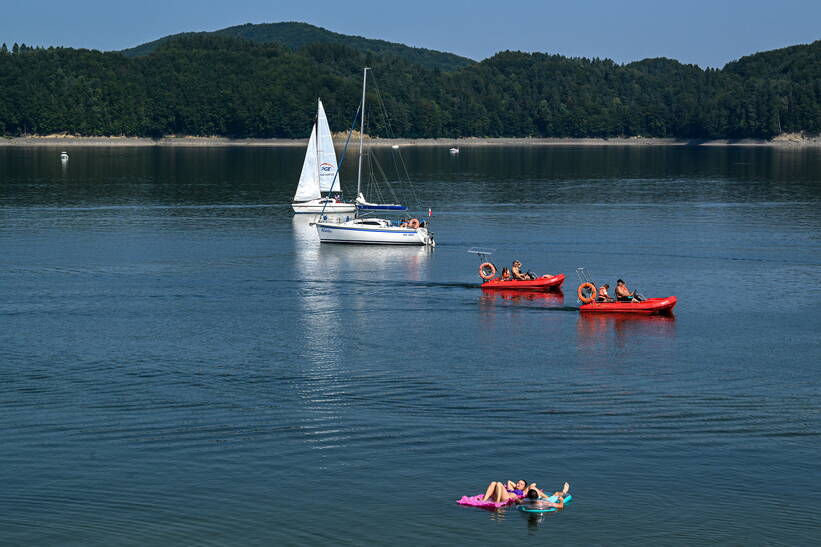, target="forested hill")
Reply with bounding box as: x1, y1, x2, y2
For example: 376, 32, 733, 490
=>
120, 22, 474, 71
0, 34, 818, 139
